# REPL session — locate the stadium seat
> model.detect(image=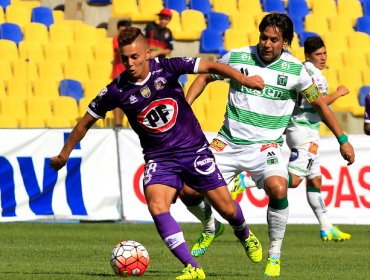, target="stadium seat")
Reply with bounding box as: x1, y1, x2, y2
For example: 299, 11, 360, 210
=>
290, 16, 305, 36
342, 51, 368, 71
0, 23, 23, 45
290, 47, 305, 62
287, 0, 309, 20
247, 30, 261, 45
0, 0, 10, 11
230, 13, 256, 33
199, 28, 227, 55
337, 68, 363, 92
166, 9, 184, 40
0, 96, 27, 127
52, 10, 64, 23
347, 31, 370, 51
212, 0, 237, 17
87, 0, 112, 4
49, 23, 74, 46
355, 16, 370, 35
358, 86, 370, 106
51, 95, 80, 118
325, 50, 344, 70
27, 96, 53, 126
311, 0, 337, 17
364, 0, 370, 17
238, 0, 263, 18
43, 42, 70, 64
322, 32, 348, 54
207, 80, 229, 104
5, 4, 31, 30
321, 68, 339, 94
23, 22, 49, 44
191, 100, 207, 129
18, 41, 44, 63
88, 60, 112, 82
224, 28, 249, 51
37, 60, 64, 82
327, 16, 354, 33
137, 0, 164, 22
0, 7, 4, 23
48, 115, 77, 128
262, 0, 285, 13
207, 12, 230, 34
0, 39, 19, 63
165, 0, 187, 13
0, 60, 12, 85
304, 14, 330, 34
12, 59, 38, 84
74, 23, 98, 47
180, 9, 207, 40
6, 77, 33, 99
203, 102, 226, 132
84, 80, 107, 99
189, 0, 212, 17
59, 79, 84, 102
337, 0, 363, 24
93, 40, 113, 62
31, 6, 54, 29
0, 115, 19, 128
32, 78, 60, 99
68, 43, 95, 64
298, 31, 320, 47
